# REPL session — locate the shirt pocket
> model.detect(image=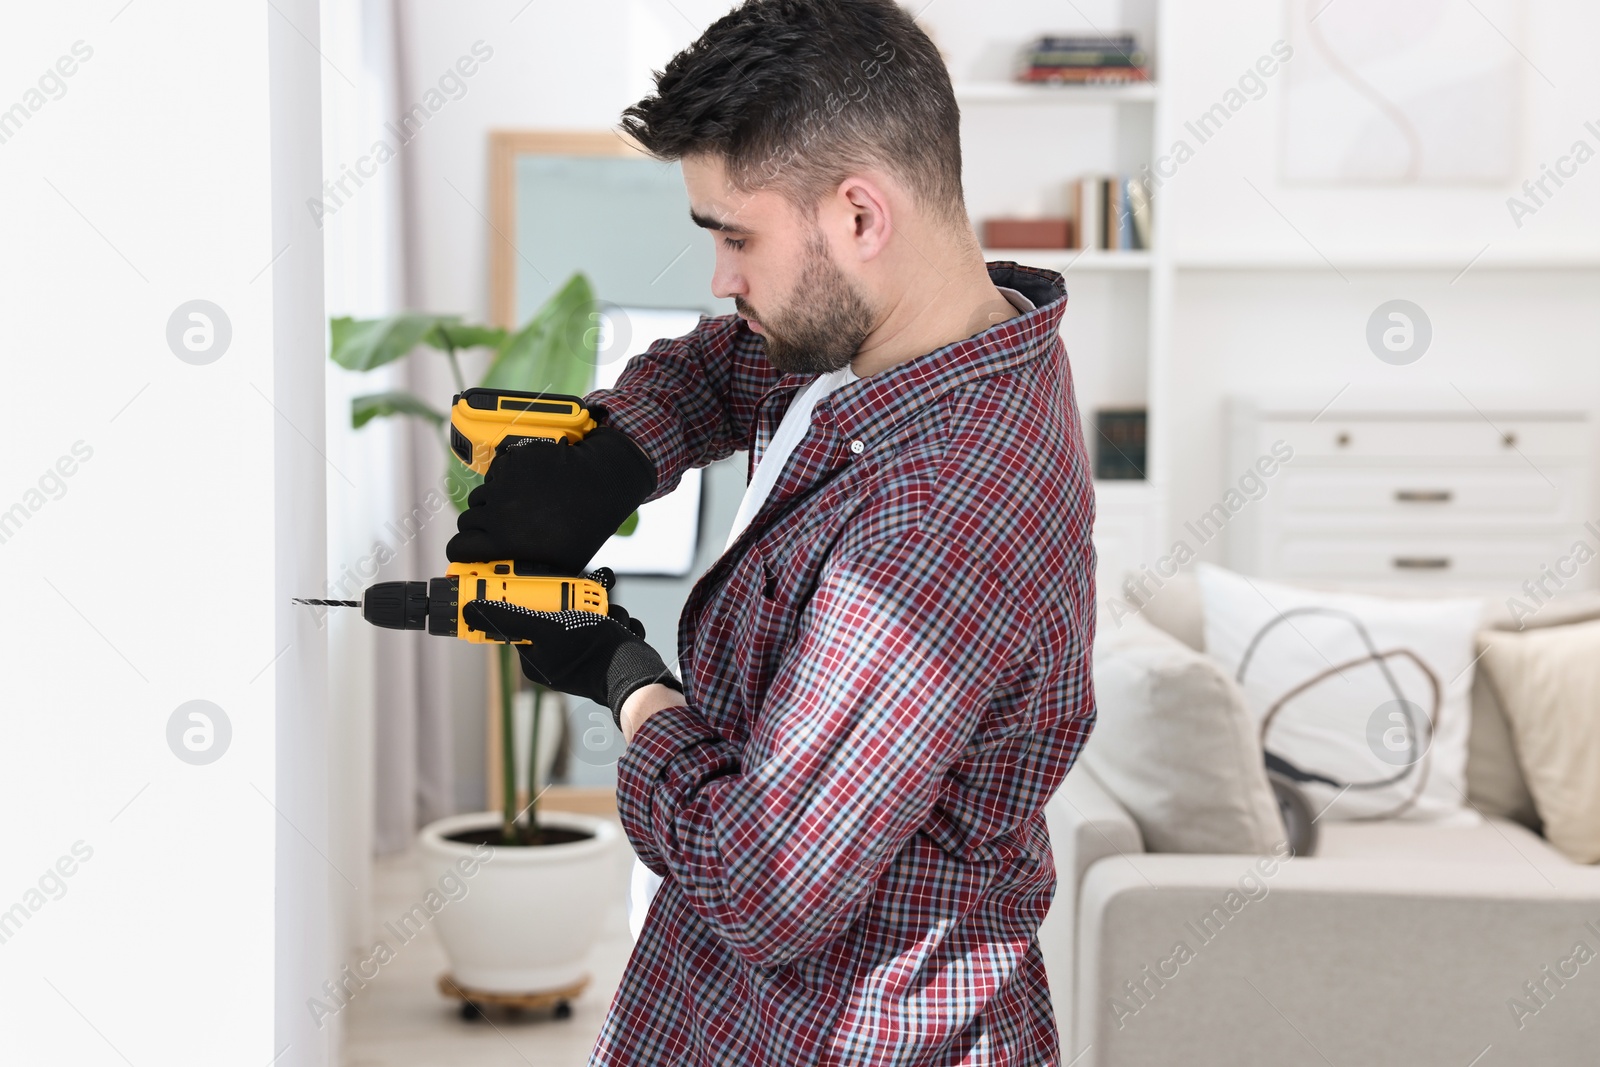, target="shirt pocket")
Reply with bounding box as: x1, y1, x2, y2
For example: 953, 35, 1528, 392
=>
737, 546, 805, 711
